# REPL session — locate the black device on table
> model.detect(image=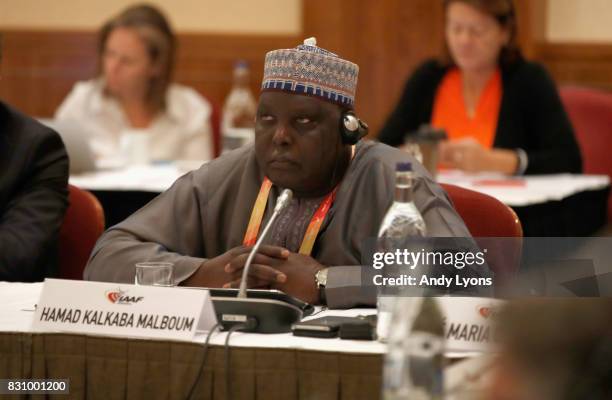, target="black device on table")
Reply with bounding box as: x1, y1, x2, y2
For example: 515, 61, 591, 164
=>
292, 315, 377, 340
209, 288, 315, 333
292, 316, 356, 338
